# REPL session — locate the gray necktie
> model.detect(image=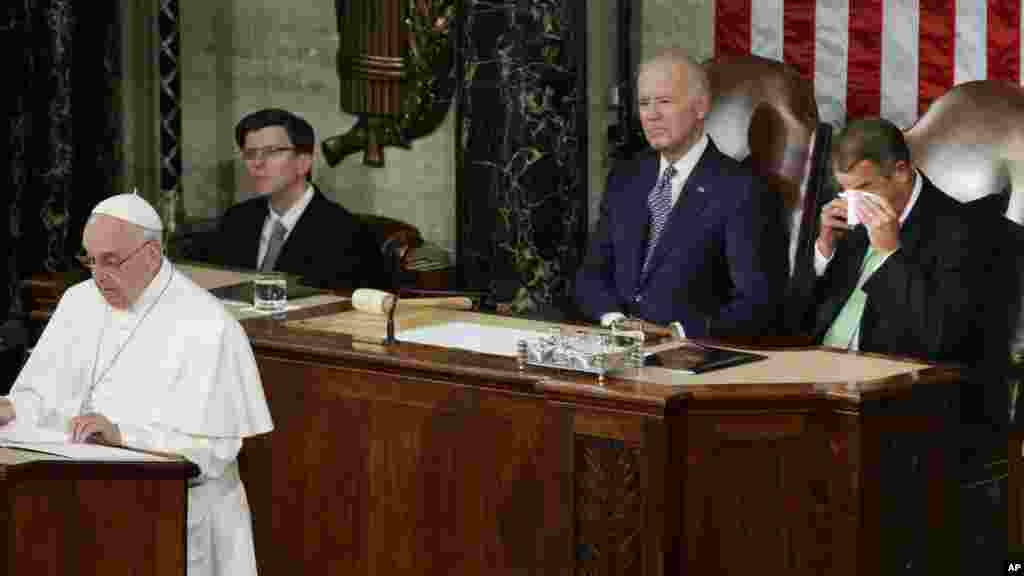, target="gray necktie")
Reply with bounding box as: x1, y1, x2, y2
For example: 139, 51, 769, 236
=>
260, 220, 288, 271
